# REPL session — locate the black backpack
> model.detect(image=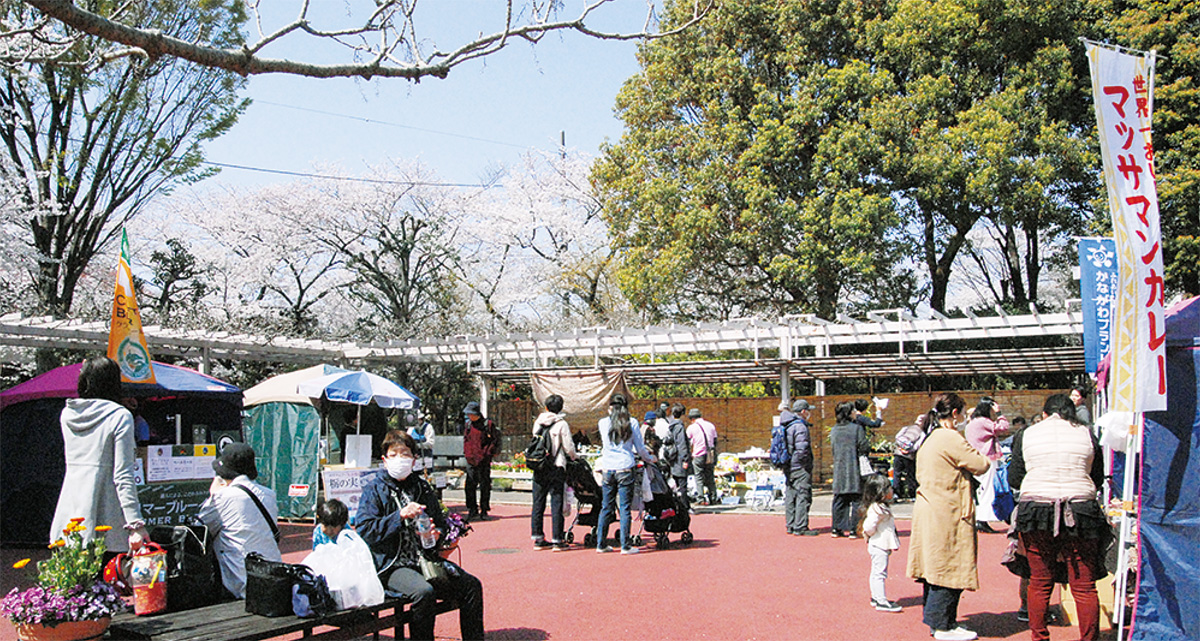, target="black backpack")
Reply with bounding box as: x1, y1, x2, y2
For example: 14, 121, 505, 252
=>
523, 421, 556, 473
